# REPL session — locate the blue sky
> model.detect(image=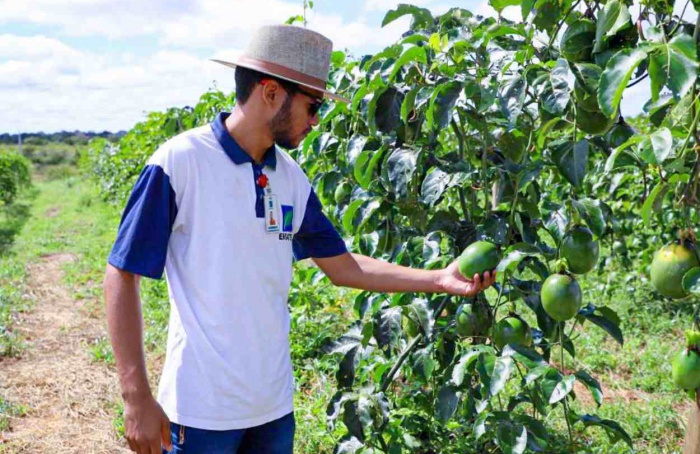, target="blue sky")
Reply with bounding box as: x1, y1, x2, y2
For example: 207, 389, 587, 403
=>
0, 0, 690, 133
